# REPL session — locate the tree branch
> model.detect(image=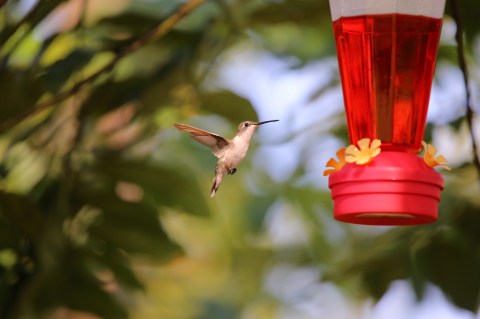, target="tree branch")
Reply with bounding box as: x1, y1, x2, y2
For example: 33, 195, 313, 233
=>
0, 0, 206, 134
450, 0, 480, 180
